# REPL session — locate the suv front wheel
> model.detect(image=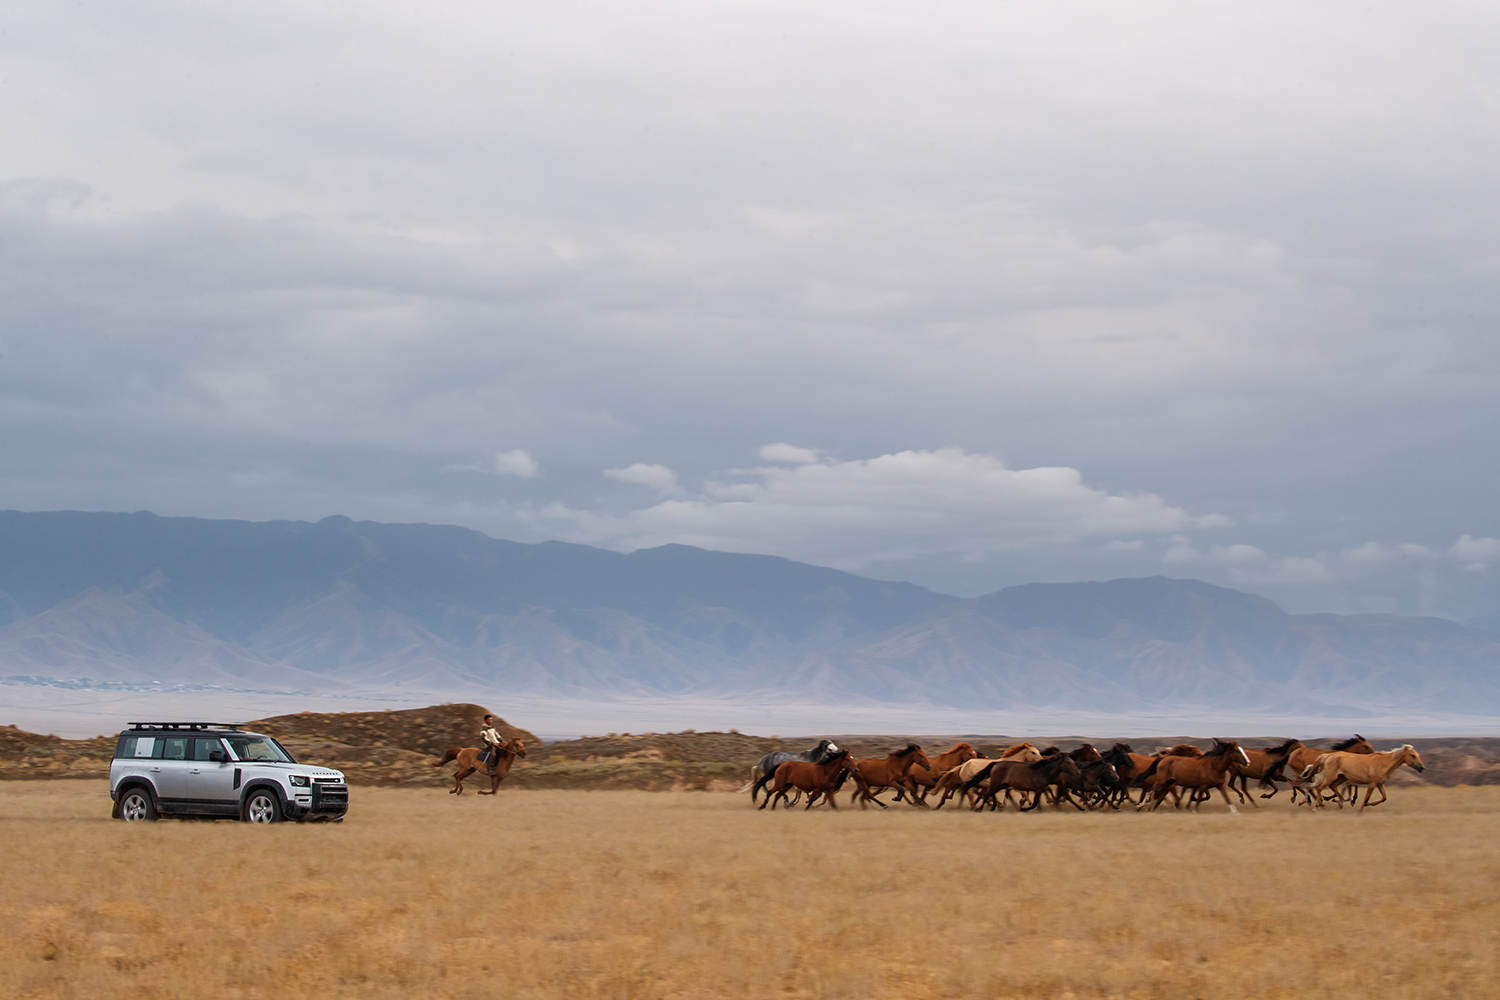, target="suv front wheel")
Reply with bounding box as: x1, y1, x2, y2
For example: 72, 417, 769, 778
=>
119, 787, 158, 822
244, 789, 282, 824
